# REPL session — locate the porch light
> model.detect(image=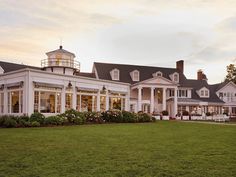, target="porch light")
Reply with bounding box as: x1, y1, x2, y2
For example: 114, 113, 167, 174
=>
102, 85, 106, 91
68, 81, 72, 88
